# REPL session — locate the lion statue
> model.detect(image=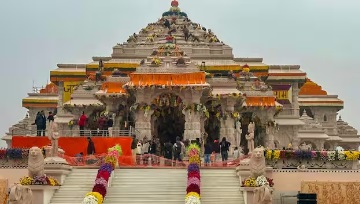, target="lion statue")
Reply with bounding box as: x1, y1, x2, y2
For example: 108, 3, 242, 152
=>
28, 146, 45, 178
249, 146, 266, 179
253, 185, 273, 204
9, 184, 33, 204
